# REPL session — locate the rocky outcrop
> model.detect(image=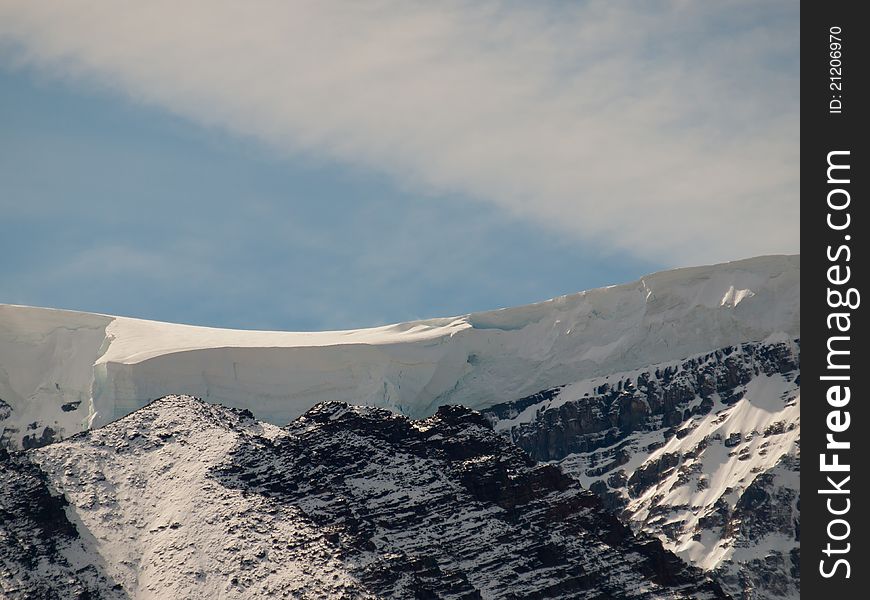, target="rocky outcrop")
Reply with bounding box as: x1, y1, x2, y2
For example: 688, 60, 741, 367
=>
21, 395, 729, 599
709, 453, 800, 599
216, 400, 729, 598
488, 340, 798, 465
485, 339, 800, 600
0, 447, 125, 599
